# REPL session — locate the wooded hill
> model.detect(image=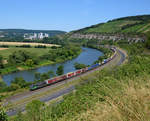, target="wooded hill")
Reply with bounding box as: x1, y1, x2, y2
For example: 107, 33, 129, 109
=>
0, 29, 66, 37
